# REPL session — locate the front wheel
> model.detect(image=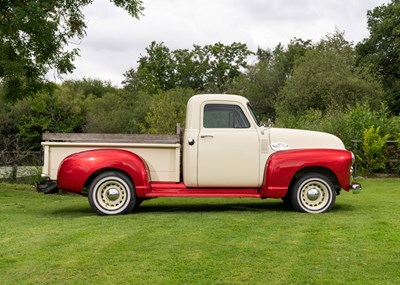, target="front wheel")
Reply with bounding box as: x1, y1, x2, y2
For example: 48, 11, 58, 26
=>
291, 173, 336, 213
88, 171, 136, 216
